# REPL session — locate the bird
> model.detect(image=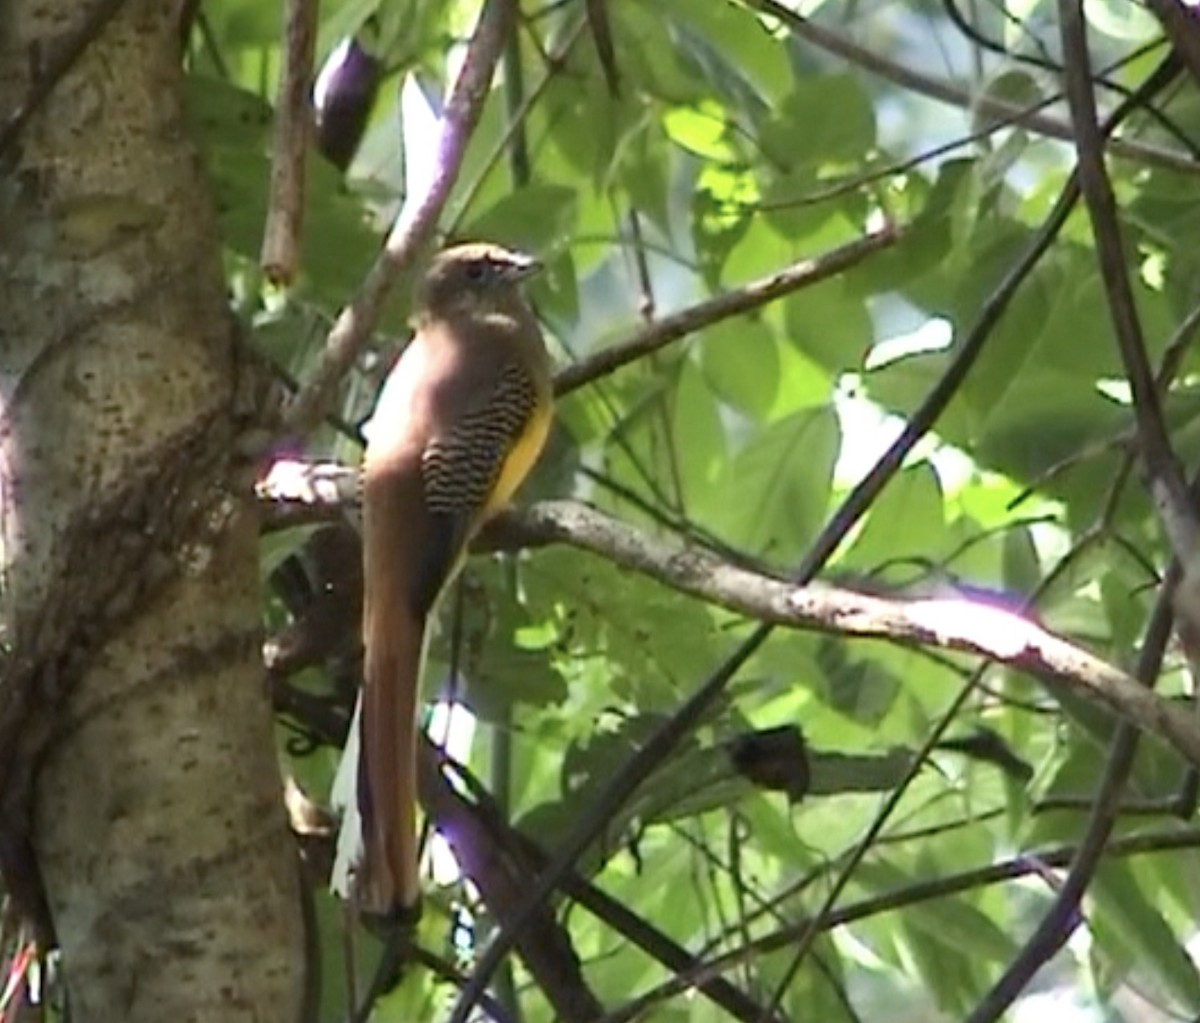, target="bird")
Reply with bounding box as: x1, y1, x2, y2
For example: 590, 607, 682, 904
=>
332, 241, 554, 918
